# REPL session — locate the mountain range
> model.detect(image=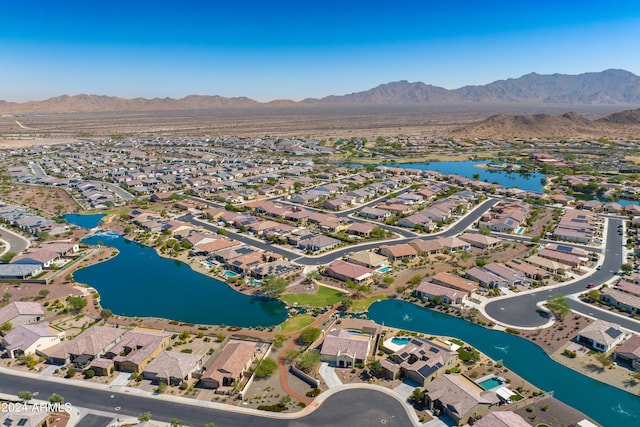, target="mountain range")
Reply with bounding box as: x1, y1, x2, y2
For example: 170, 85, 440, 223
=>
2, 69, 640, 114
